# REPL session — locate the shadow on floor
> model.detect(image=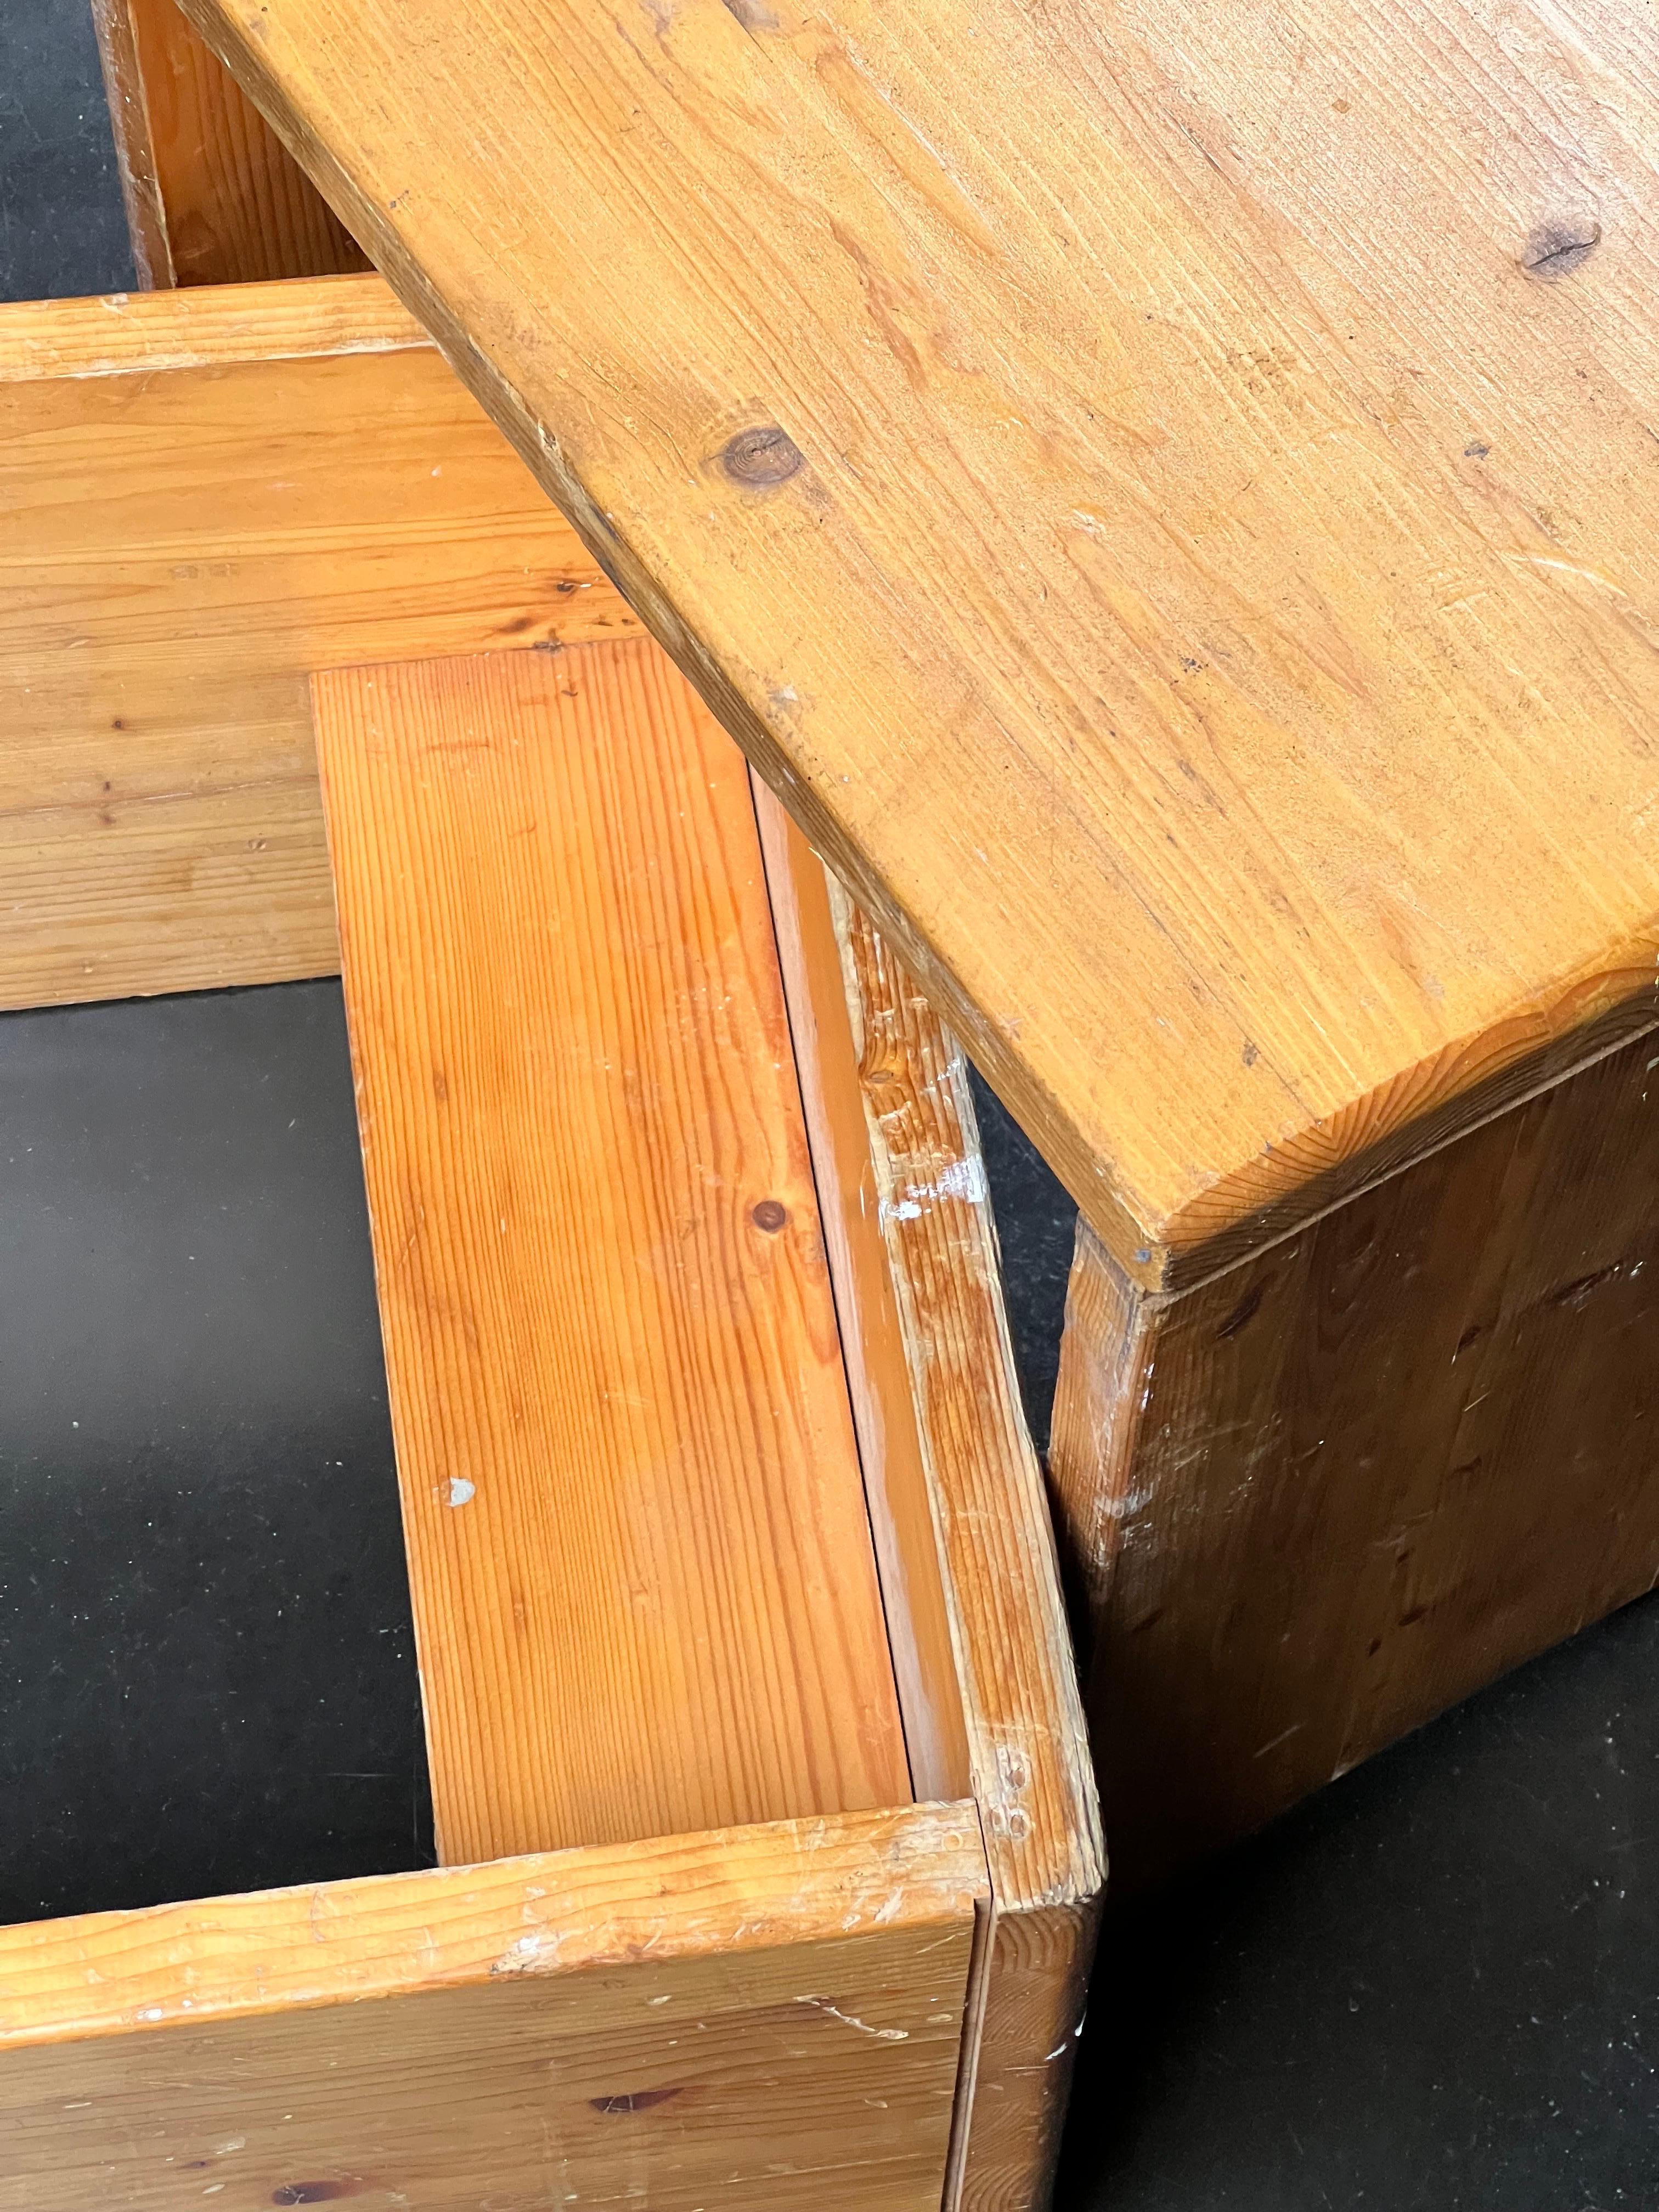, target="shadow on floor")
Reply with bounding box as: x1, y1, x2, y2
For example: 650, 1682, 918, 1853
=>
1058, 1590, 1659, 2211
